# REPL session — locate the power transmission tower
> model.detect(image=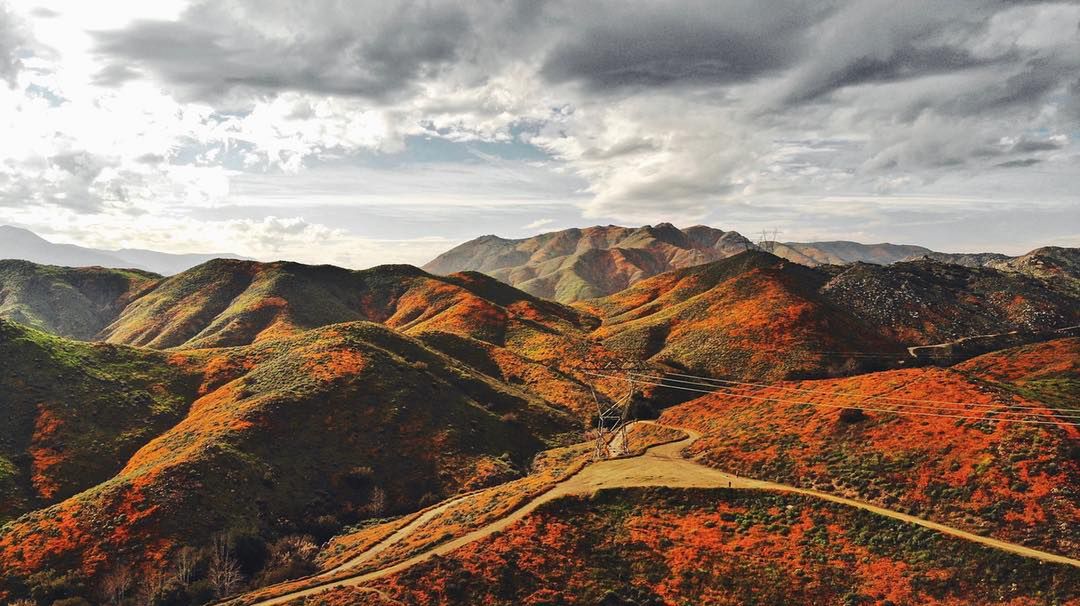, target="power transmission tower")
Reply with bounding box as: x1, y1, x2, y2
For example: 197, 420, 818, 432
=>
757, 228, 780, 253
583, 363, 644, 460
